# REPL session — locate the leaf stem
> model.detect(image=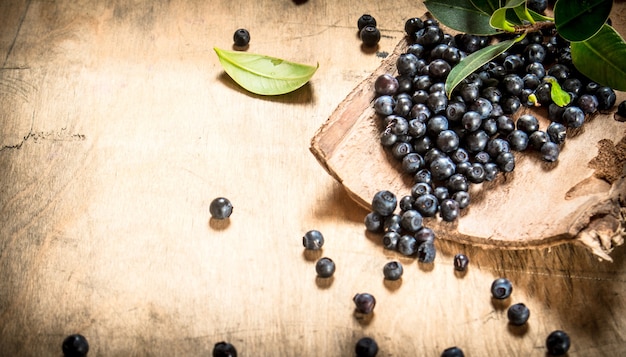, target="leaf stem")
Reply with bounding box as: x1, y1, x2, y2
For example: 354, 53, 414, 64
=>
513, 21, 555, 34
